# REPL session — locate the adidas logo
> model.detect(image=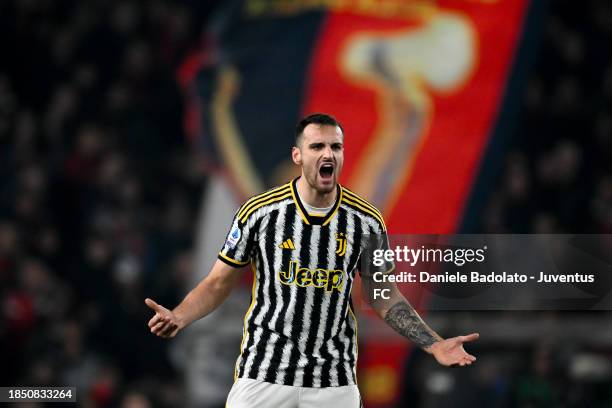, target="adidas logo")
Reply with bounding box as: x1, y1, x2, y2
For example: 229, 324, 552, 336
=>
279, 239, 295, 250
